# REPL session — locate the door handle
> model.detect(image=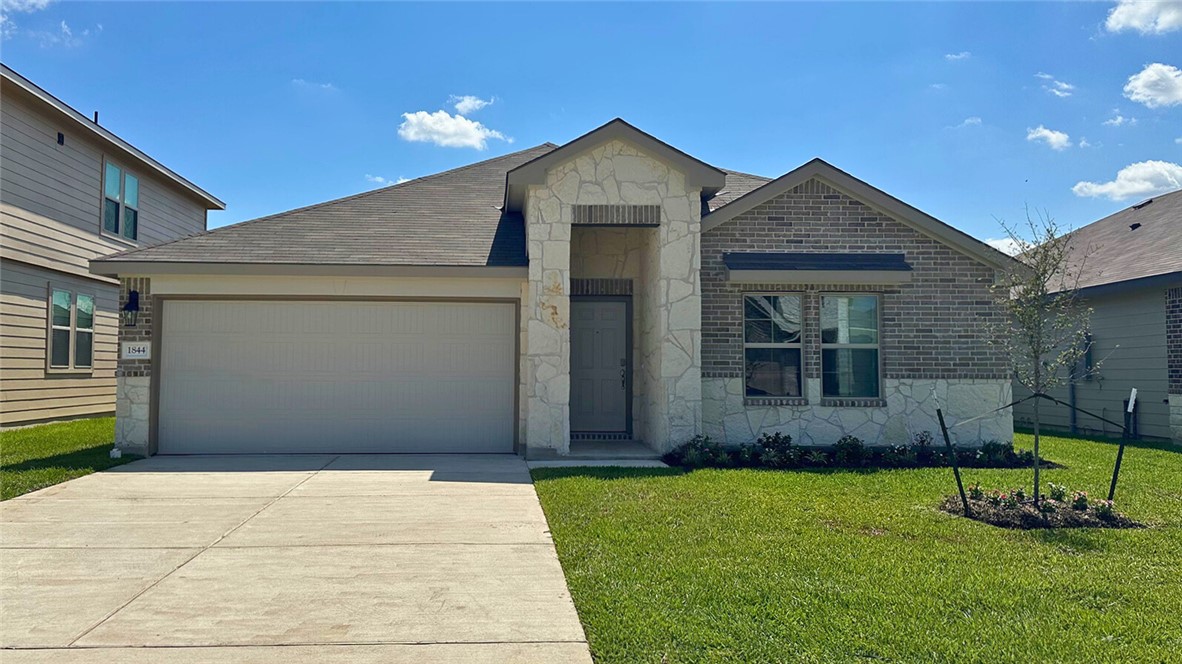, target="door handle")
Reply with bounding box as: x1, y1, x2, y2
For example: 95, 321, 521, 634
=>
620, 366, 626, 390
